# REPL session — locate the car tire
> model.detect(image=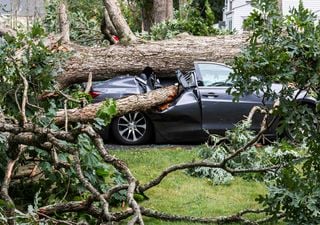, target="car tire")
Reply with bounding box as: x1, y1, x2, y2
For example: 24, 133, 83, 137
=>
111, 112, 152, 145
